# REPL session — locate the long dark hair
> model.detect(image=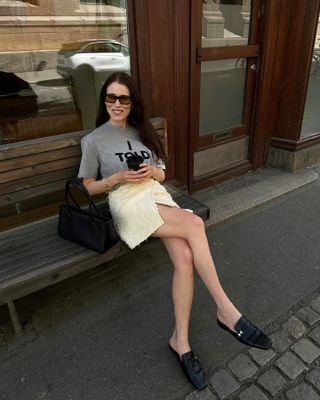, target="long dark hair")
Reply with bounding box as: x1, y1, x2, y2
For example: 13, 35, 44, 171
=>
96, 72, 166, 160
